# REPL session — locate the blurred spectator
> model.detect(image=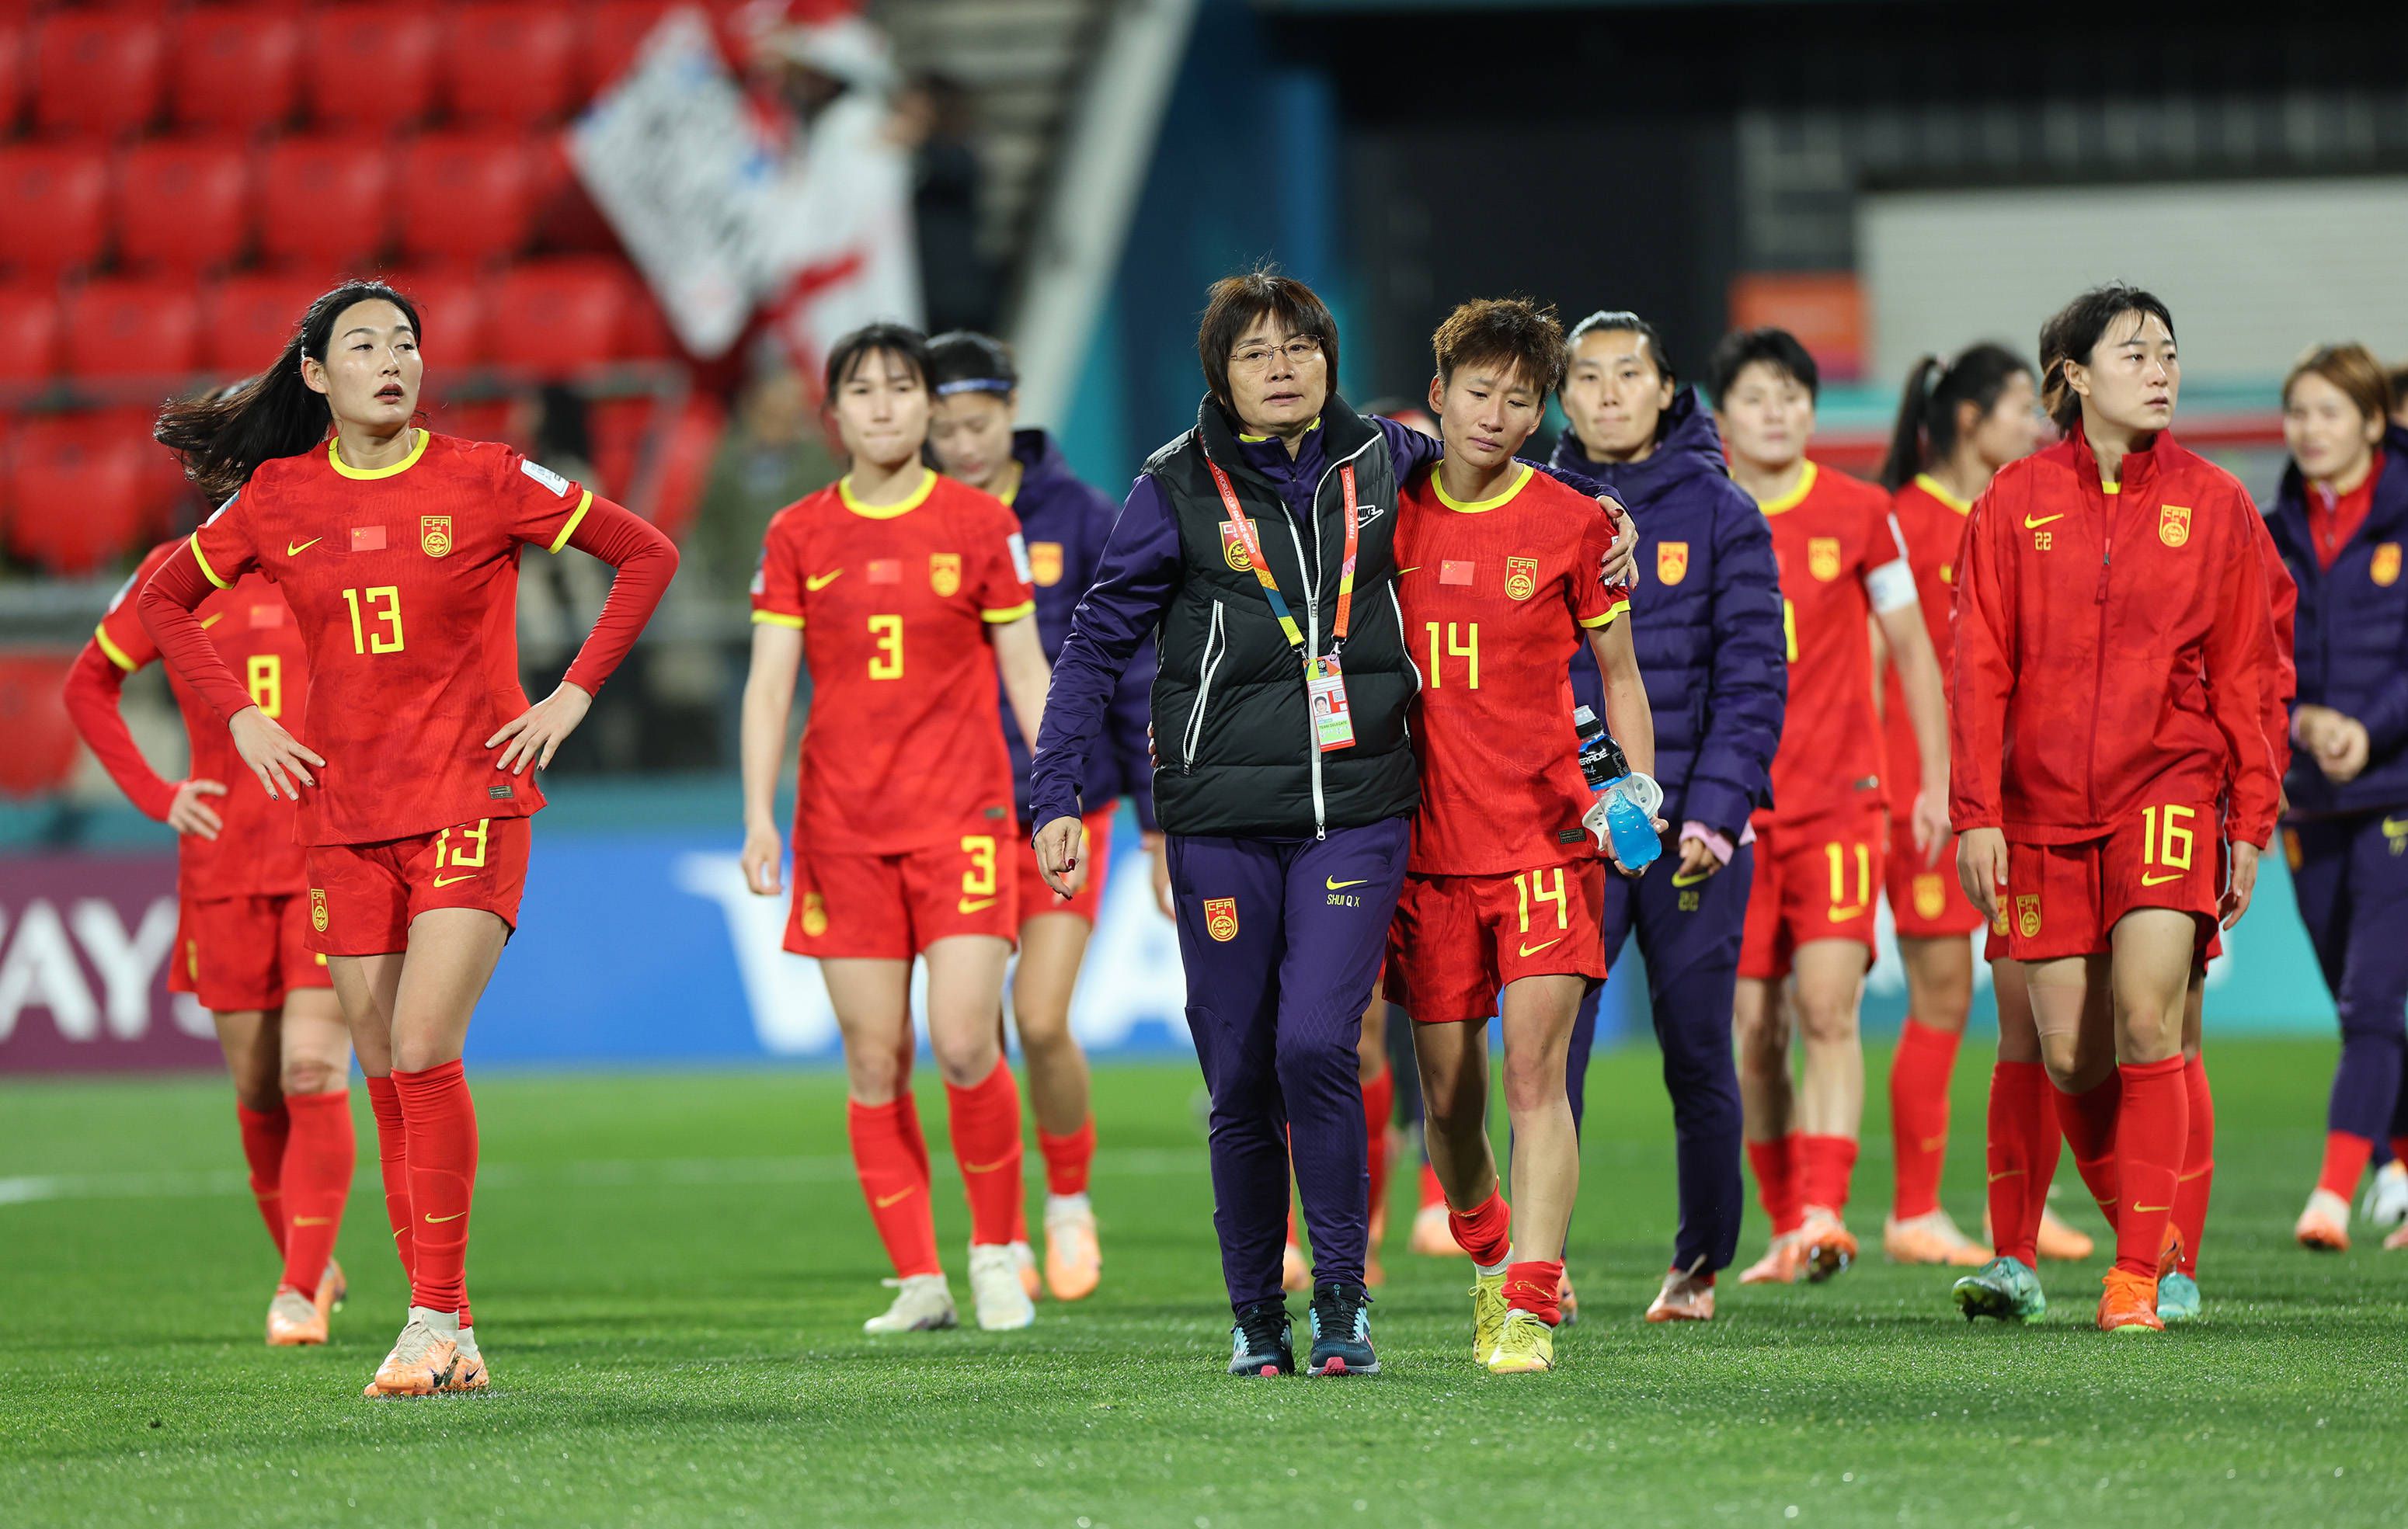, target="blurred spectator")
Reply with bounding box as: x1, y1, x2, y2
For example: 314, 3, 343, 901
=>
692, 367, 843, 599
896, 71, 999, 336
